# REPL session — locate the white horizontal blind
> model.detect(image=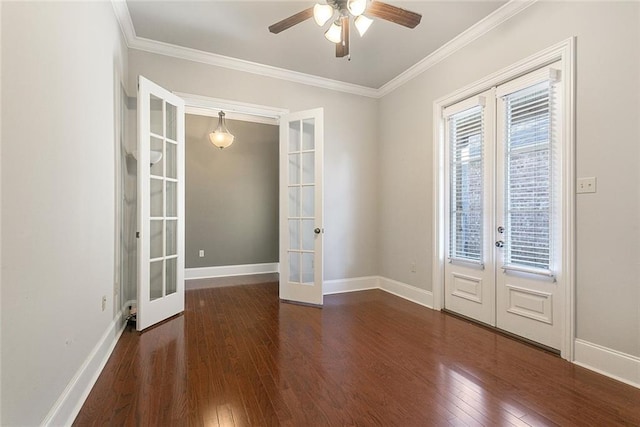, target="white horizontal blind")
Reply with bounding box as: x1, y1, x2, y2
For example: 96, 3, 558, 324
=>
503, 81, 552, 271
449, 106, 484, 263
